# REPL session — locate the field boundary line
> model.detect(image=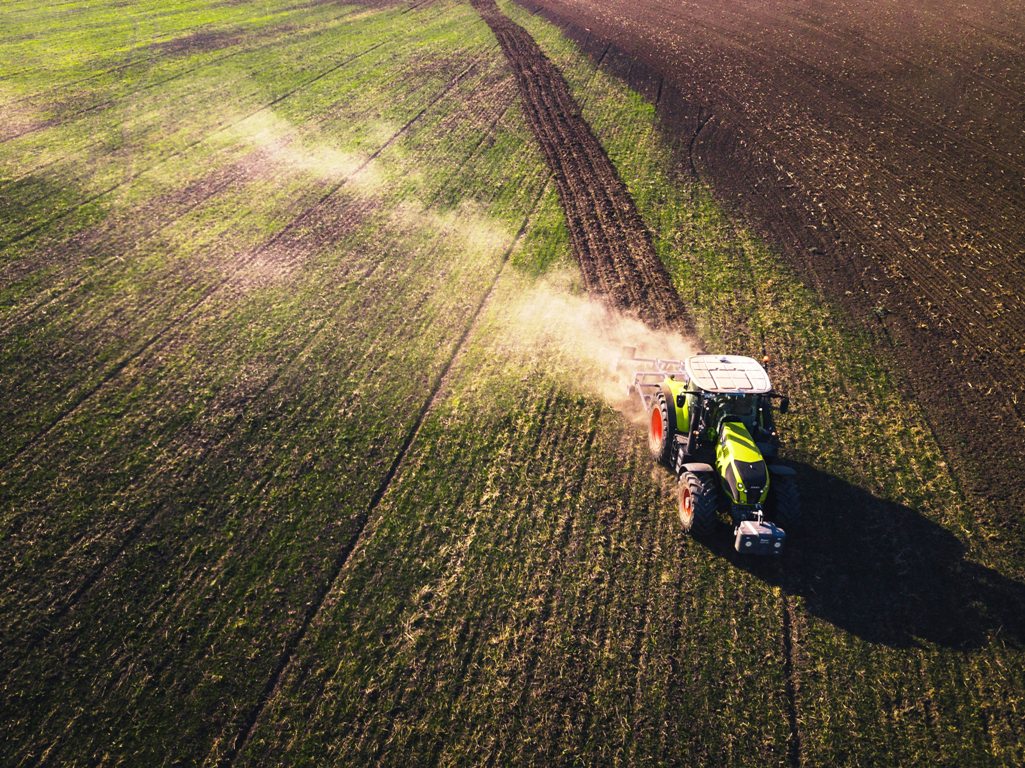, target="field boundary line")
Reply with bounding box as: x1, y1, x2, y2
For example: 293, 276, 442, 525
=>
212, 178, 550, 768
